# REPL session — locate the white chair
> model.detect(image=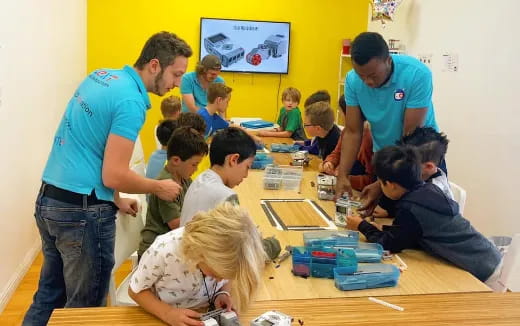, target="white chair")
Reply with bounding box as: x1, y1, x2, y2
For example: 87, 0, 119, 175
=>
449, 181, 467, 215
497, 233, 520, 292
130, 136, 145, 167
108, 193, 146, 306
